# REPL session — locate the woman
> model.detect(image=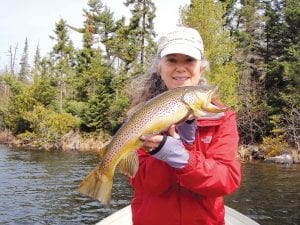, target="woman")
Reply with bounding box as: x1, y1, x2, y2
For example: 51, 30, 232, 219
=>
128, 26, 241, 225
